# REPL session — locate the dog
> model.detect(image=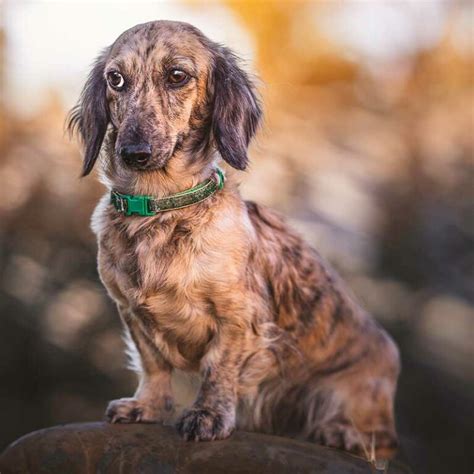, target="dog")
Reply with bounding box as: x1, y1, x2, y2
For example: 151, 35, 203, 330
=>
68, 20, 400, 460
